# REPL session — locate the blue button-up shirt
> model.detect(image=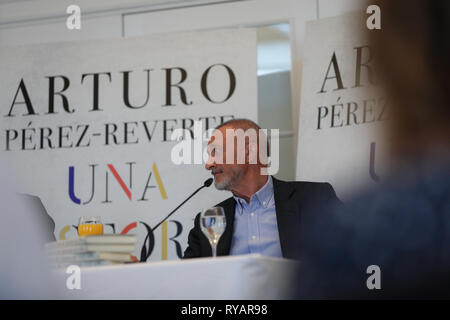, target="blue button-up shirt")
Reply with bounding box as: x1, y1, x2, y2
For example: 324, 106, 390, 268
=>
229, 176, 283, 258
